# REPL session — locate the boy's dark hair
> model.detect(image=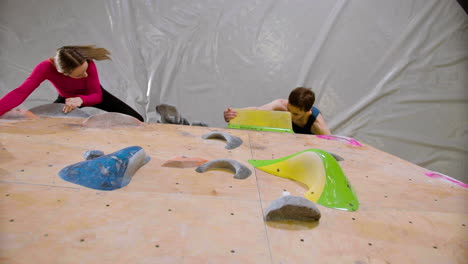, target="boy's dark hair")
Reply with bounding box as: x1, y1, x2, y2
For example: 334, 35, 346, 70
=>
288, 87, 315, 111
